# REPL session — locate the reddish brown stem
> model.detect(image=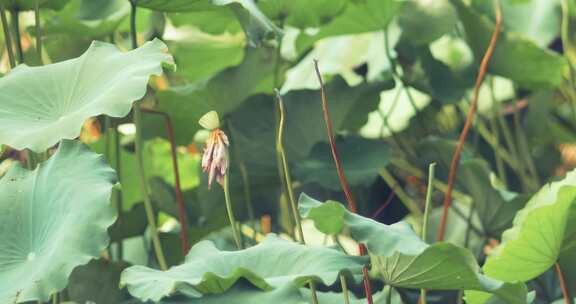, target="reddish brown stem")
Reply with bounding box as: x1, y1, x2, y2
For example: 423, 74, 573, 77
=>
437, 0, 502, 241
313, 60, 359, 214
141, 107, 190, 254
314, 60, 372, 304
556, 263, 573, 304
371, 191, 395, 219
